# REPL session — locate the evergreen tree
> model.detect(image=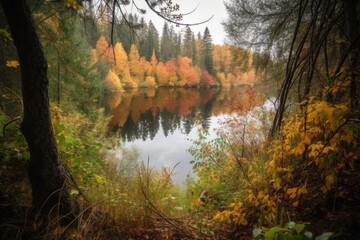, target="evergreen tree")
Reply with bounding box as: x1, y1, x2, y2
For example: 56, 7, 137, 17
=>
191, 34, 197, 65
143, 20, 159, 60
117, 14, 137, 54
195, 32, 204, 69
175, 33, 182, 58
138, 17, 148, 57
160, 22, 171, 61
202, 27, 214, 75
169, 25, 178, 59
182, 26, 193, 58
45, 12, 106, 115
